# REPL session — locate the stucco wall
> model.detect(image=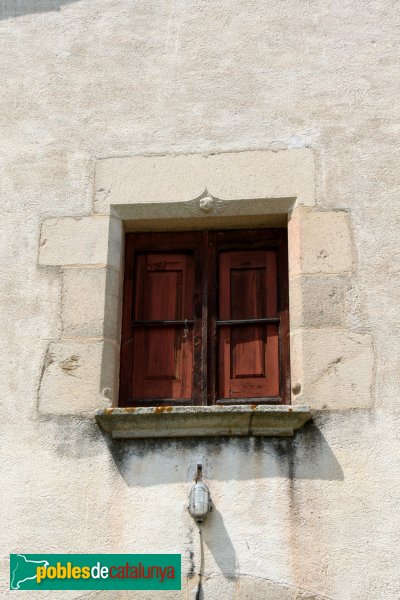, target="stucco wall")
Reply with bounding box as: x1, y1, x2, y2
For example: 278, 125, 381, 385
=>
1, 1, 400, 599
